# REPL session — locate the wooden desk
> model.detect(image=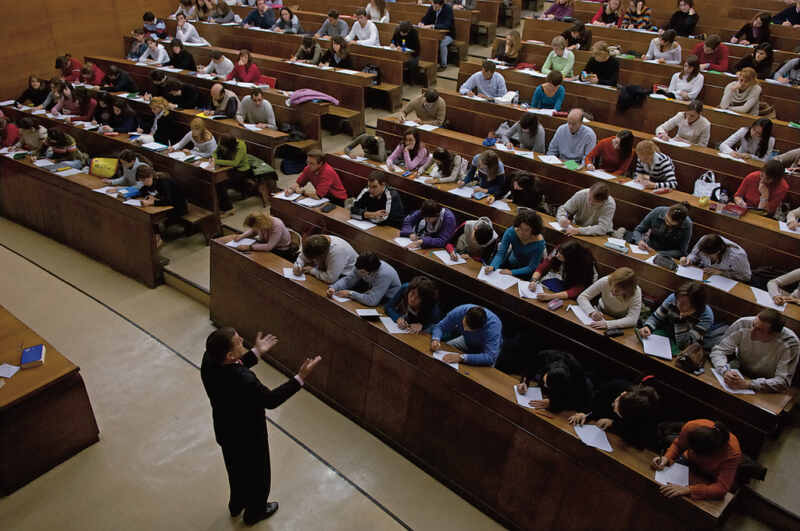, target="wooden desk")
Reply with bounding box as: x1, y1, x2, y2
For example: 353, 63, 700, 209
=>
0, 153, 170, 287
209, 240, 732, 530
0, 305, 99, 495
